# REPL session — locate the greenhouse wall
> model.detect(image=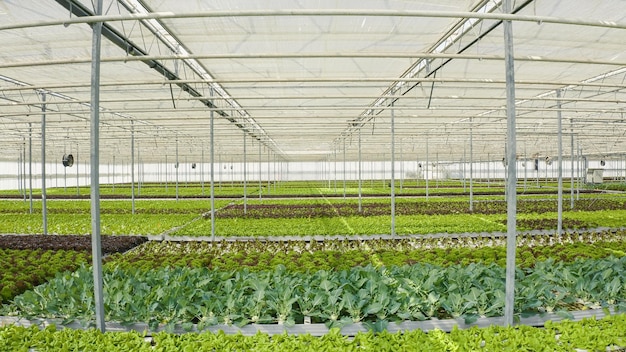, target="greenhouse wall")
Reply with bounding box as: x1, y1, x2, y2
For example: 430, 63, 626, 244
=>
2, 158, 625, 190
